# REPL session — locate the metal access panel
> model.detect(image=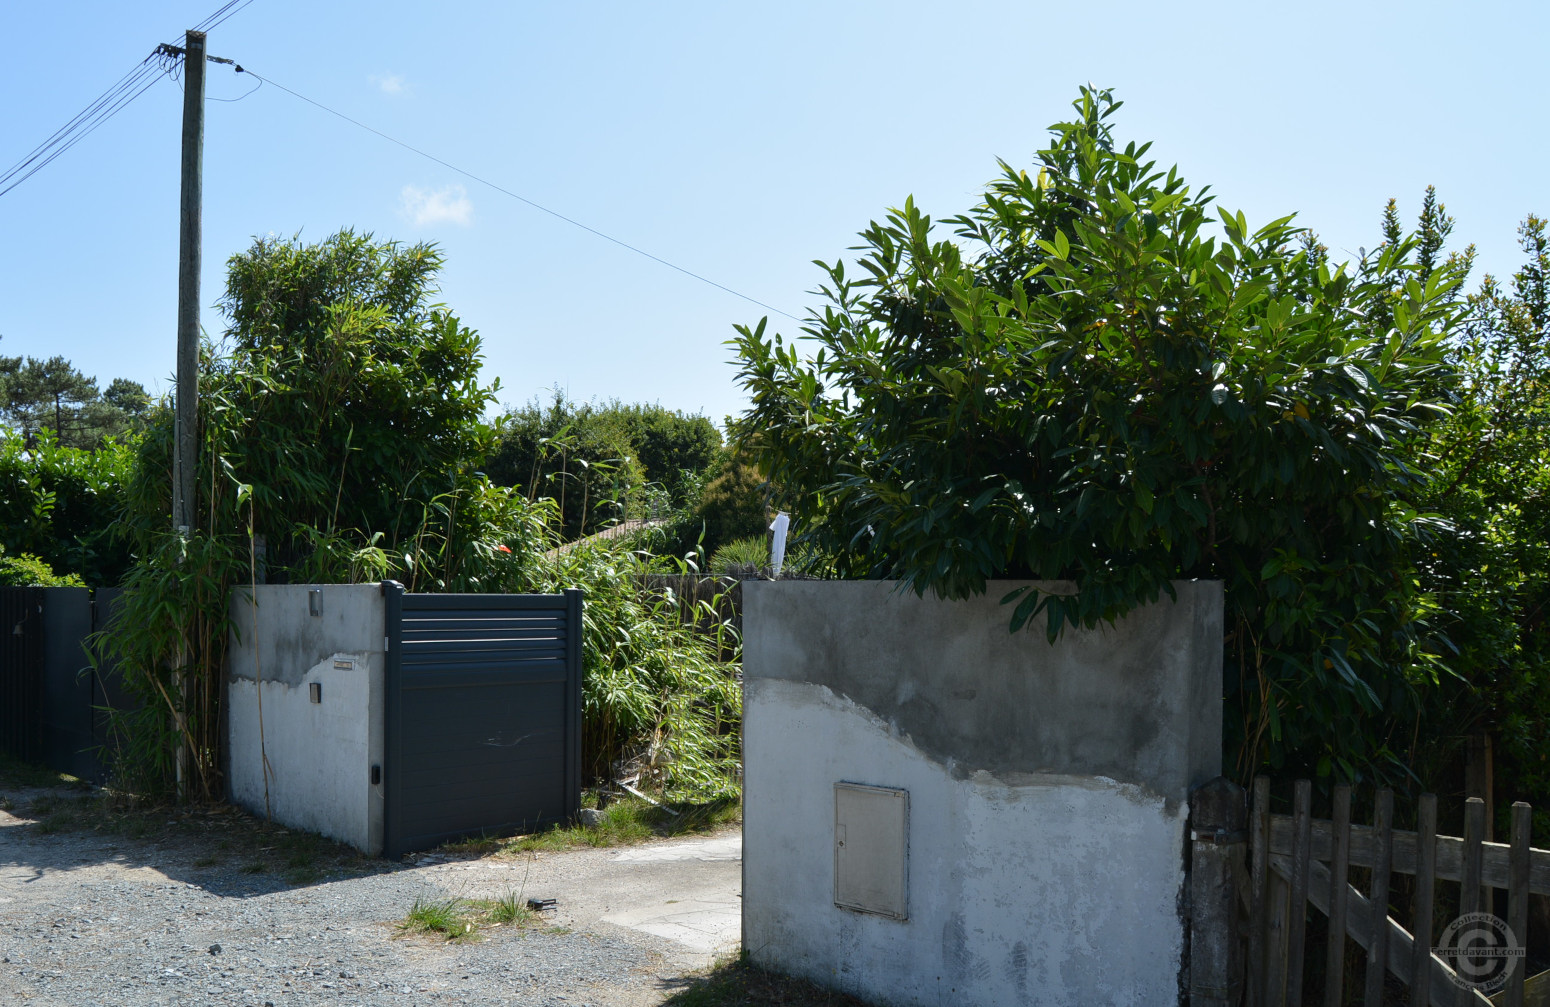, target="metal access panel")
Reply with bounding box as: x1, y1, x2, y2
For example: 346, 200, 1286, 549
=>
383, 586, 582, 859
834, 782, 909, 919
